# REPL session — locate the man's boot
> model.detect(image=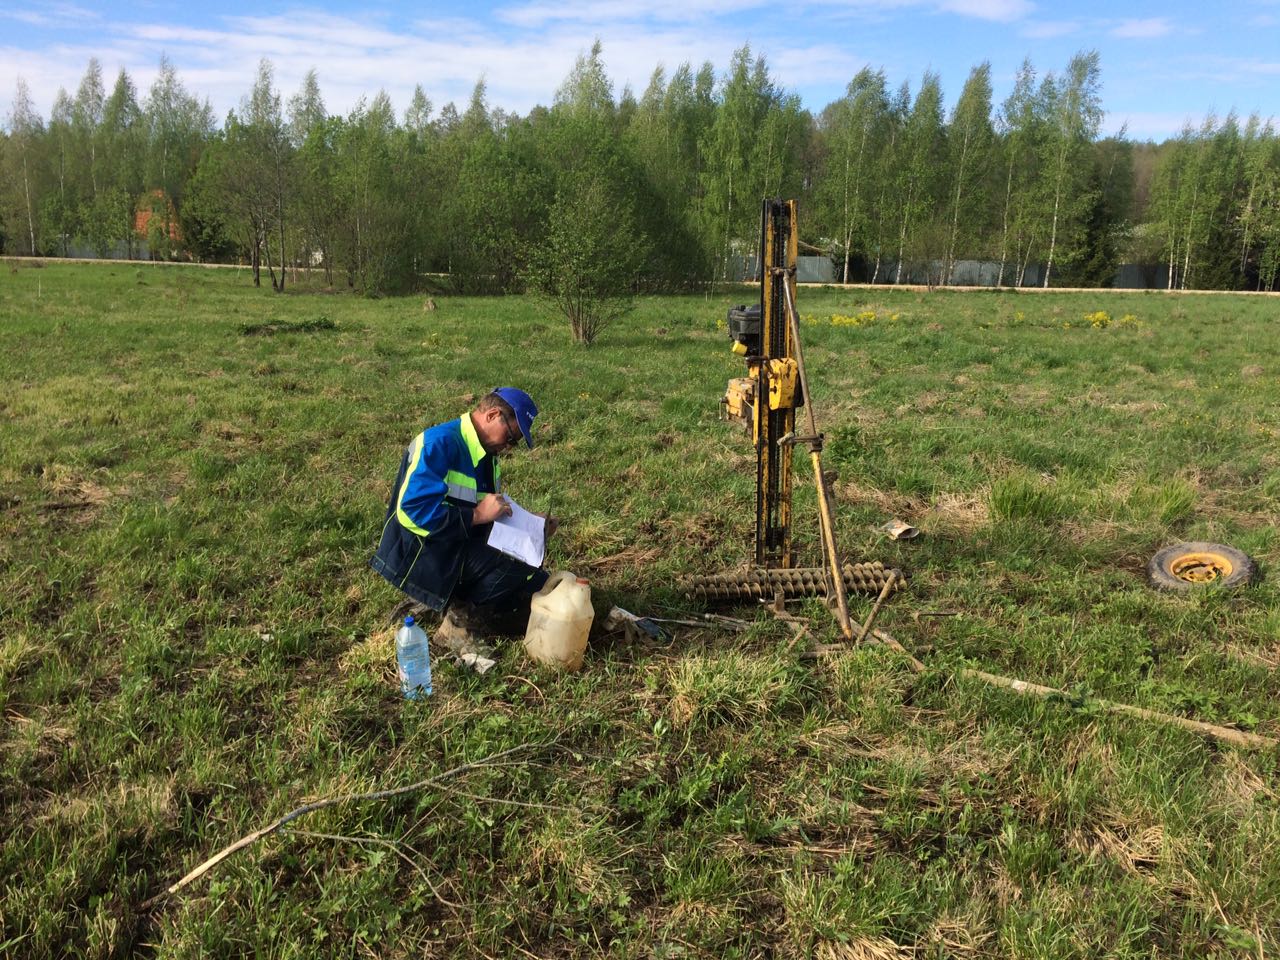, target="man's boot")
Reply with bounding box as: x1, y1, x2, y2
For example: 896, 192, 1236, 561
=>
433, 603, 494, 657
